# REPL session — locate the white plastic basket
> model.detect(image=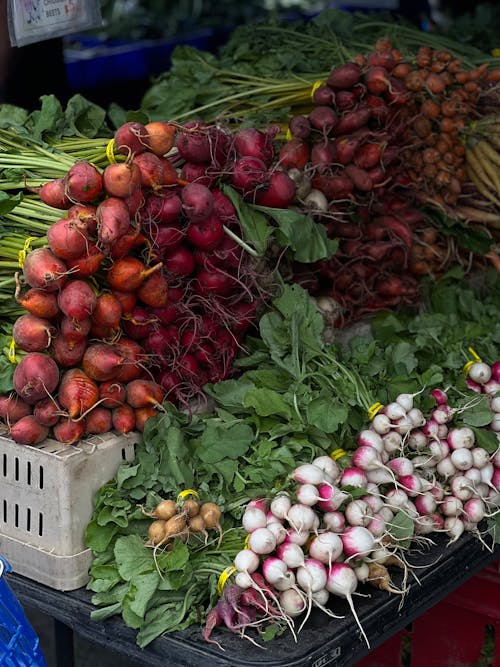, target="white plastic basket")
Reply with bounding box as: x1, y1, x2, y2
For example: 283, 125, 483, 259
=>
0, 431, 138, 591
